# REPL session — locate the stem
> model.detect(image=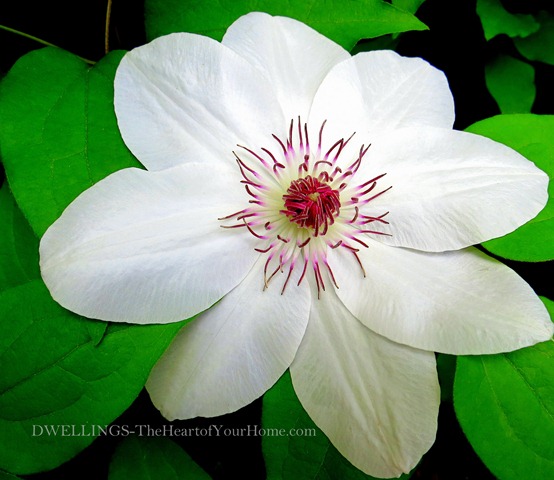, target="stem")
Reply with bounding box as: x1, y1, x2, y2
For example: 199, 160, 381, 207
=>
0, 24, 95, 65
104, 0, 113, 54
0, 24, 57, 48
